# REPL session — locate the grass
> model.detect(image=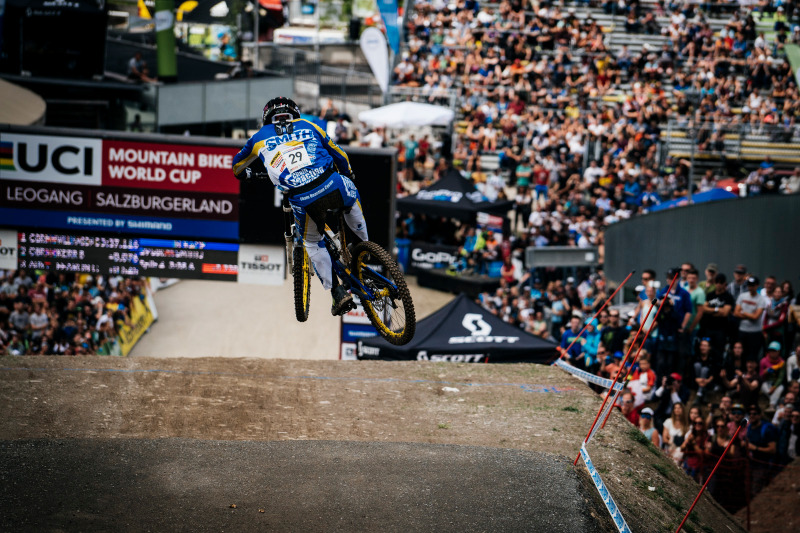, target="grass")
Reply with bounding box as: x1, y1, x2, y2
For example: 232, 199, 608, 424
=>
437, 422, 450, 429
627, 428, 662, 456
562, 406, 580, 413
653, 462, 672, 480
